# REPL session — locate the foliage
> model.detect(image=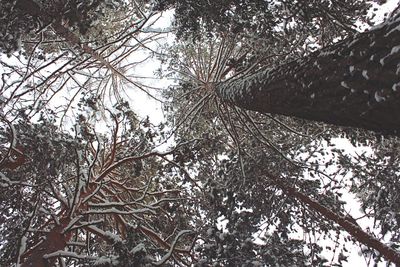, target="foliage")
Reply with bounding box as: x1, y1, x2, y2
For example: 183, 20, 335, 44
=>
158, 3, 400, 261
154, 0, 371, 48
1, 0, 400, 266
0, 0, 126, 55
0, 102, 199, 266
336, 138, 400, 262
161, 73, 354, 265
